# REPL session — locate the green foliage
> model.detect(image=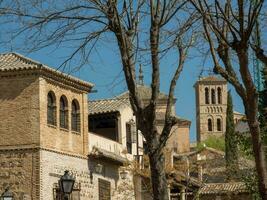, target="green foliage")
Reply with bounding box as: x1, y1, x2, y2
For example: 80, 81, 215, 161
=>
243, 170, 261, 200
225, 91, 239, 170
197, 136, 225, 151
238, 134, 254, 160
